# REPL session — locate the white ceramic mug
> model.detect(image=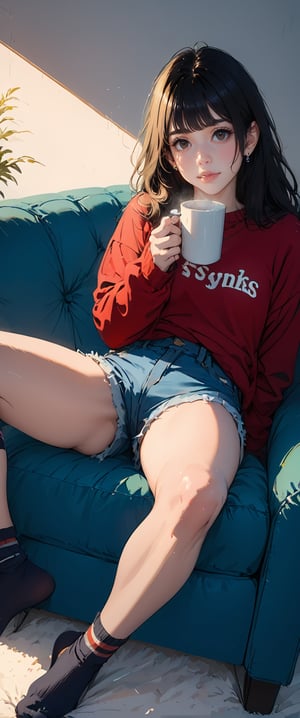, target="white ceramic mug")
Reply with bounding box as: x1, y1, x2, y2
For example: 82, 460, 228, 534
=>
180, 199, 225, 264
